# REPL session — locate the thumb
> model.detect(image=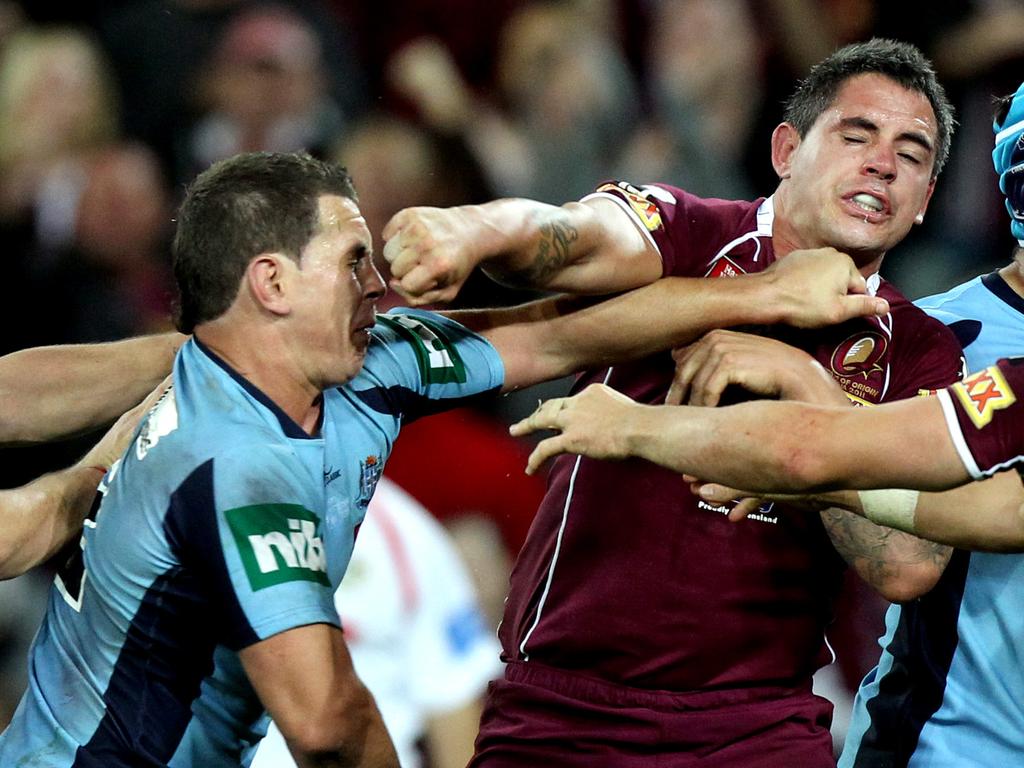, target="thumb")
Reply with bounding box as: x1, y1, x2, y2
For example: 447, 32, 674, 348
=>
839, 294, 889, 321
